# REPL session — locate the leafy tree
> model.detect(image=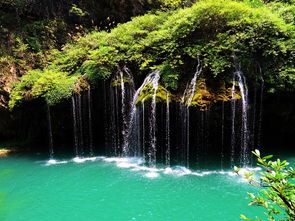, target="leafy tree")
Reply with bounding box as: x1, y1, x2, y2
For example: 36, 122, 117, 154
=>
7, 0, 295, 108
235, 150, 295, 221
